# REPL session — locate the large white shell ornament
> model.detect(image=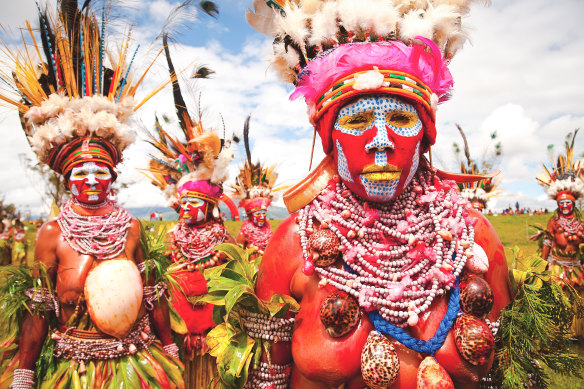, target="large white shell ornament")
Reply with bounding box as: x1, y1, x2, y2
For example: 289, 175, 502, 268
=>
464, 243, 489, 274
84, 260, 143, 338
